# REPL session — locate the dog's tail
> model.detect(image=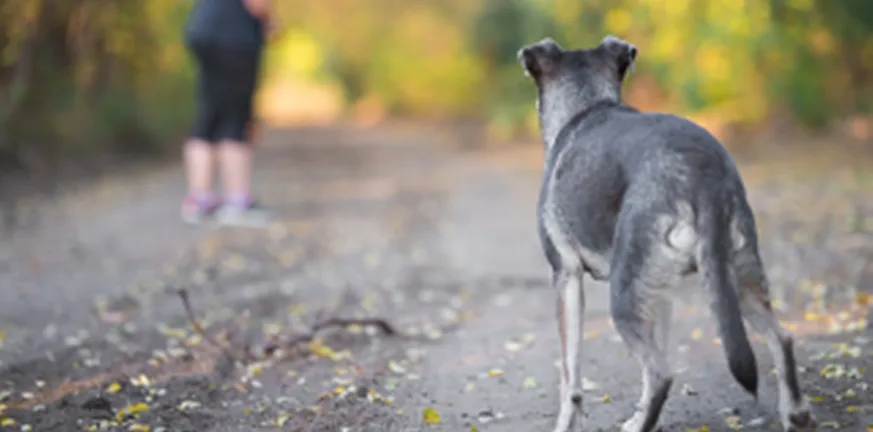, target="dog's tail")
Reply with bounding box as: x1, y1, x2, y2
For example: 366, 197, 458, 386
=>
697, 194, 758, 397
